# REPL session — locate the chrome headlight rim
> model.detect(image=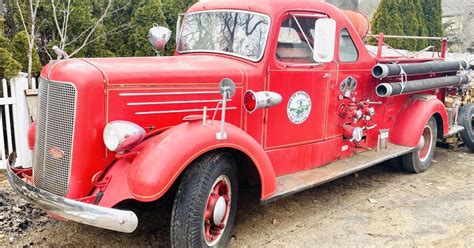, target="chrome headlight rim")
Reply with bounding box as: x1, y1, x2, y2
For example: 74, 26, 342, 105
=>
103, 121, 146, 153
